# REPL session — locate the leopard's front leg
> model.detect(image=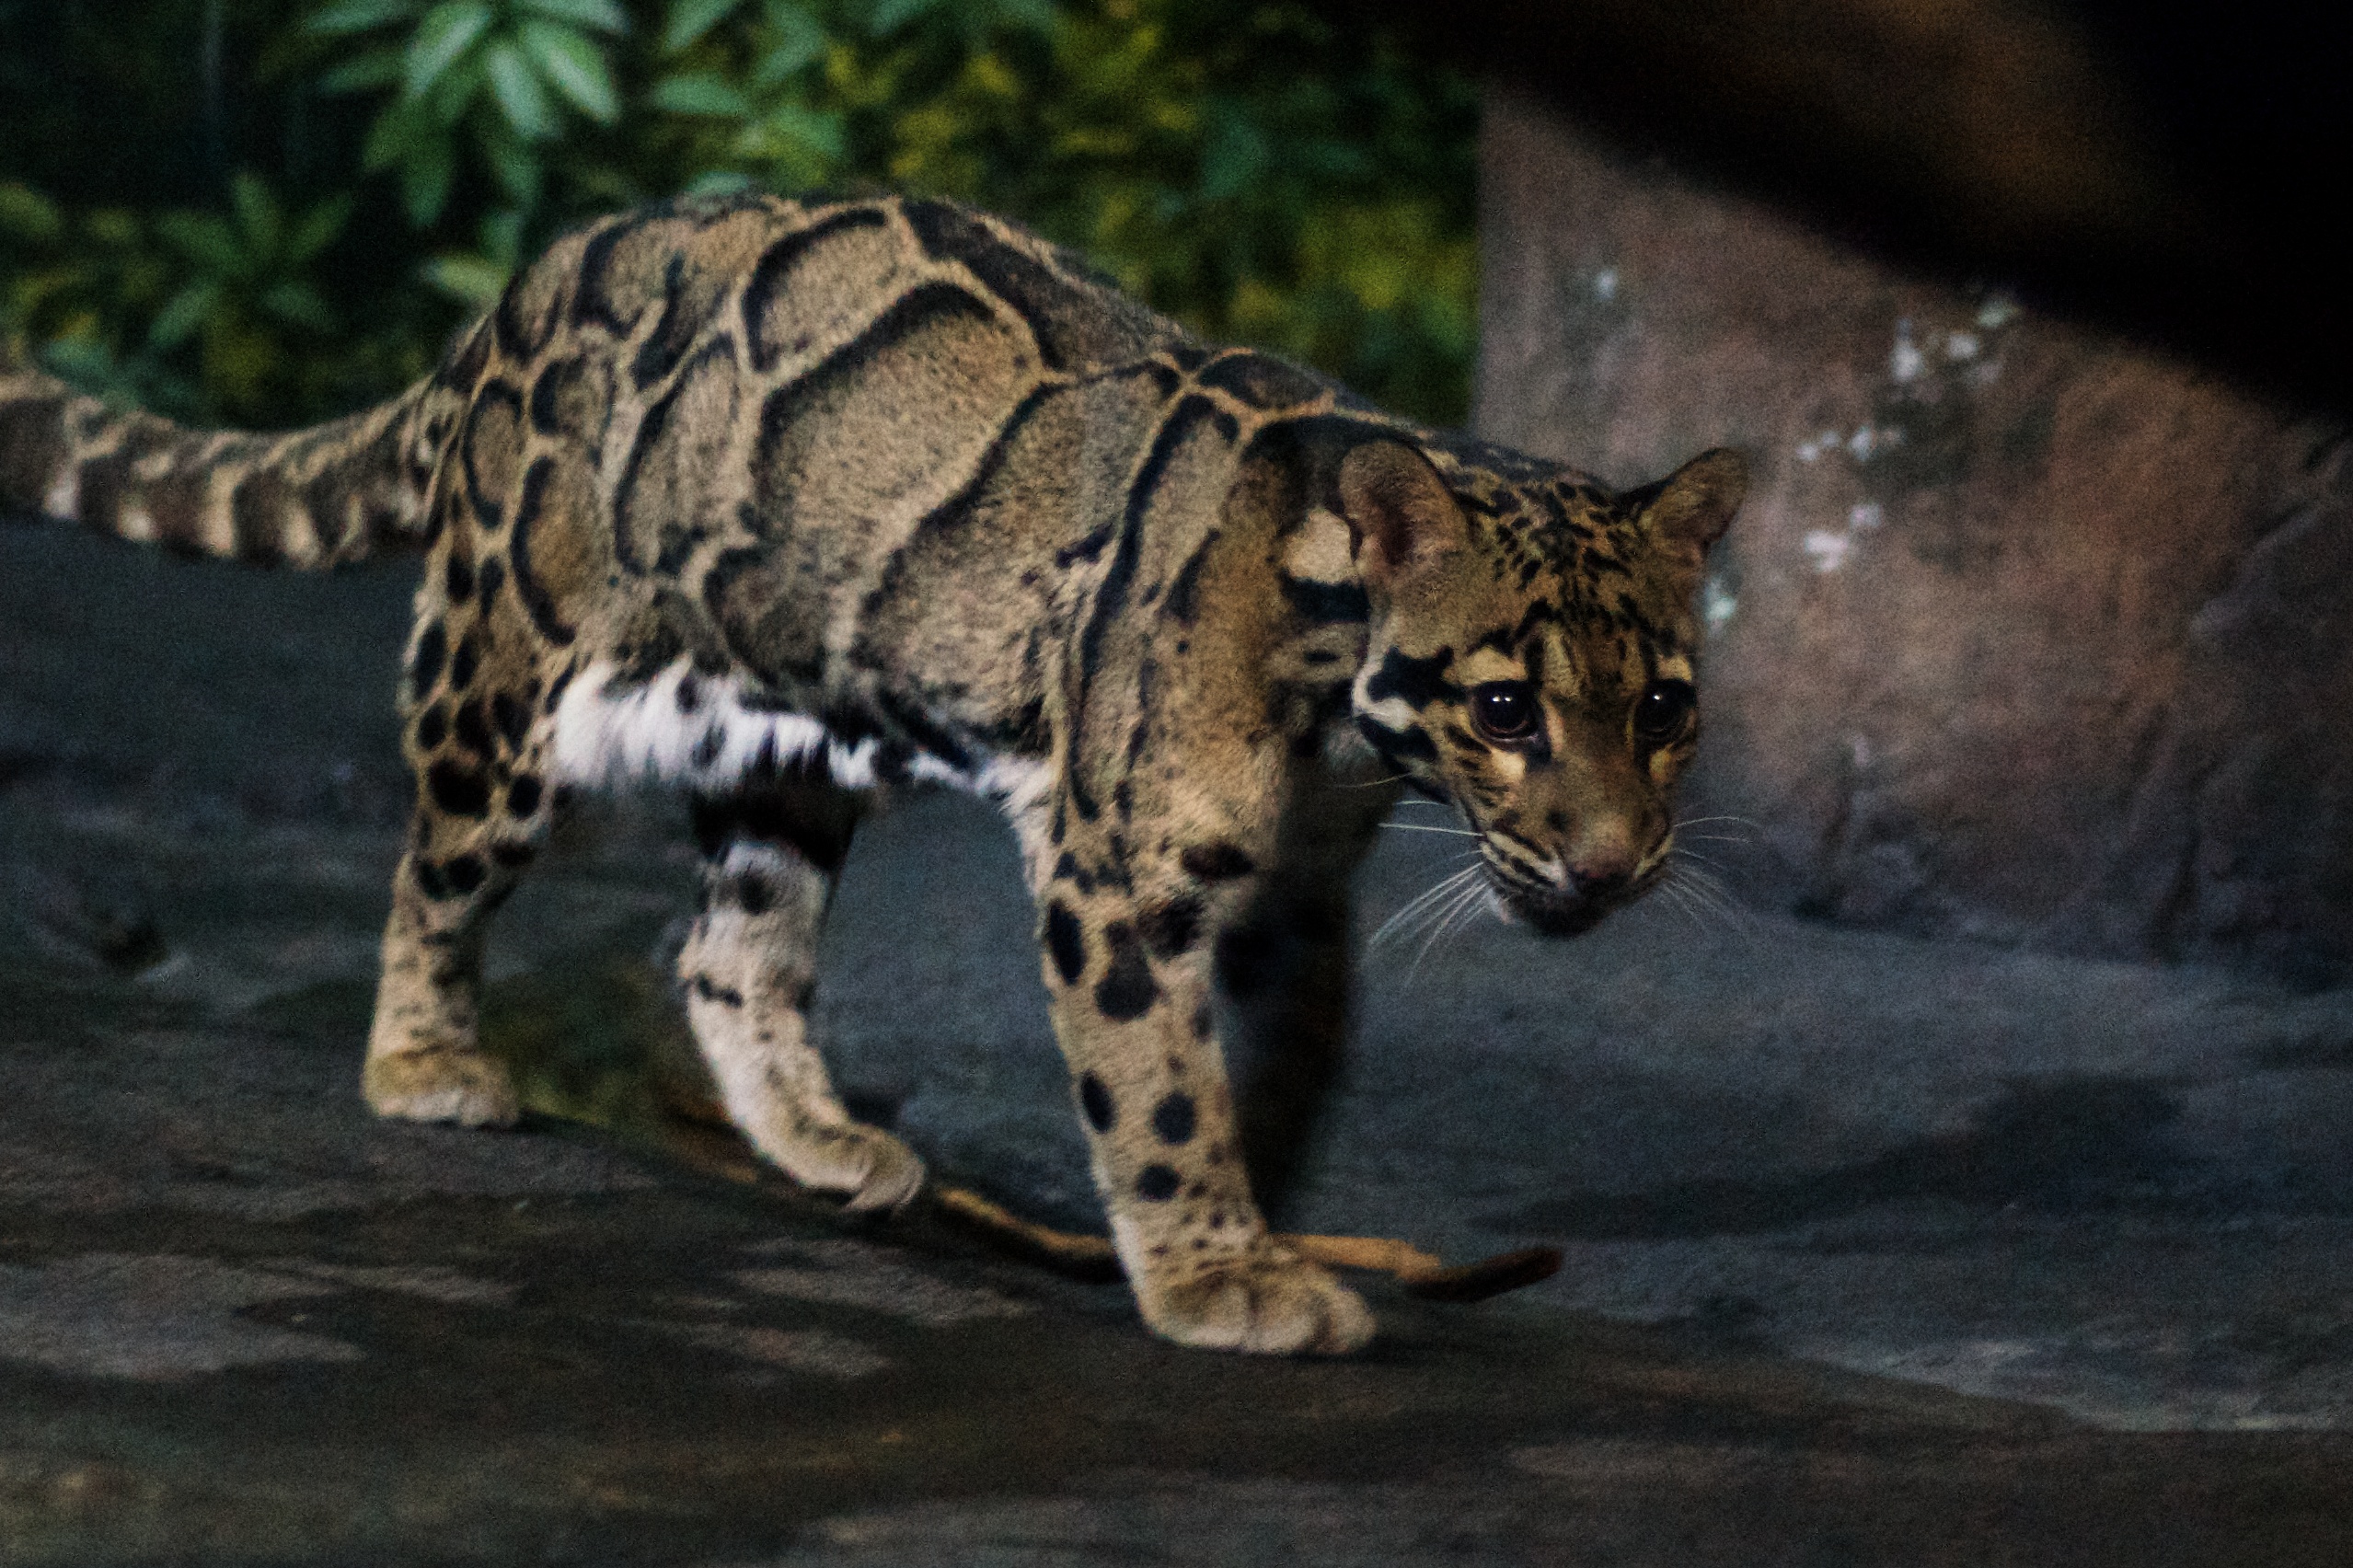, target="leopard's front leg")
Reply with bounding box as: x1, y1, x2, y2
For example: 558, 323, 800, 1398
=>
1032, 830, 1374, 1355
